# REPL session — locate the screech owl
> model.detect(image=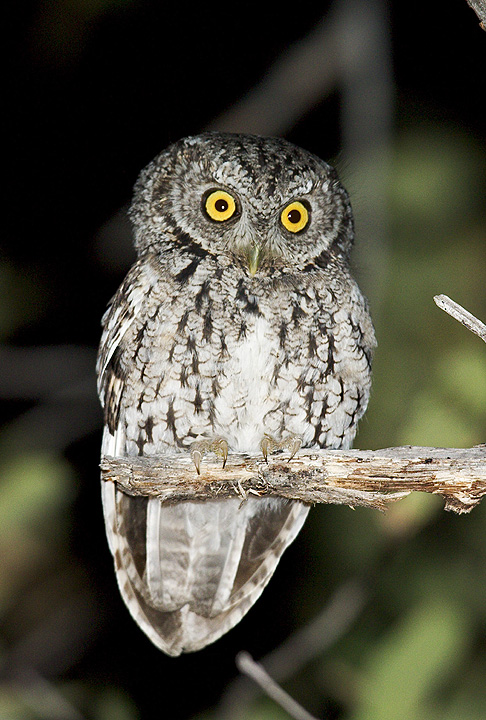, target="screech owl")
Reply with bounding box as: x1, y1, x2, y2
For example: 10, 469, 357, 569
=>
97, 132, 376, 656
